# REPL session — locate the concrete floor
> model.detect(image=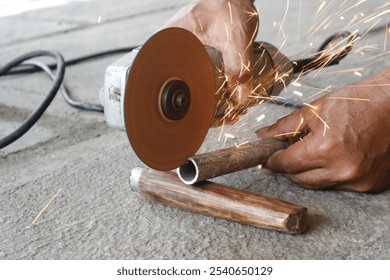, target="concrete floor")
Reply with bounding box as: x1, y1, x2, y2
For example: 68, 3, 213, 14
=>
0, 0, 389, 259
